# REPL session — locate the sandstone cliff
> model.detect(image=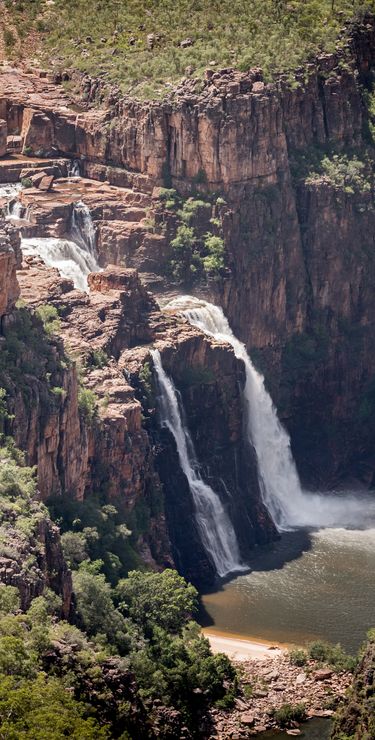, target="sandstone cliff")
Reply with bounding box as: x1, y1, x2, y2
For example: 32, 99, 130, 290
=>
331, 634, 375, 739
1, 16, 374, 487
